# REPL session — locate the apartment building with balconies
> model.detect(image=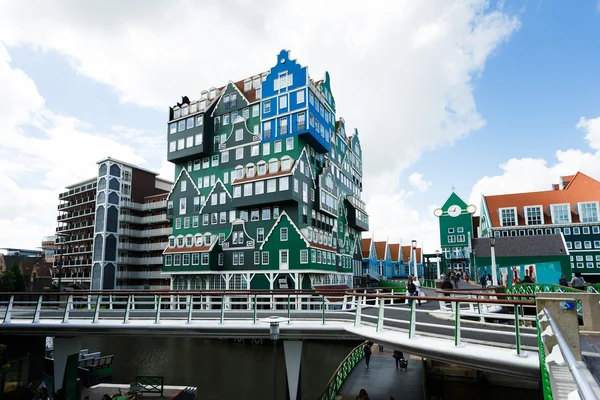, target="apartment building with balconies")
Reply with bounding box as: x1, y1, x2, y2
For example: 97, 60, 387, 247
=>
55, 157, 173, 290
